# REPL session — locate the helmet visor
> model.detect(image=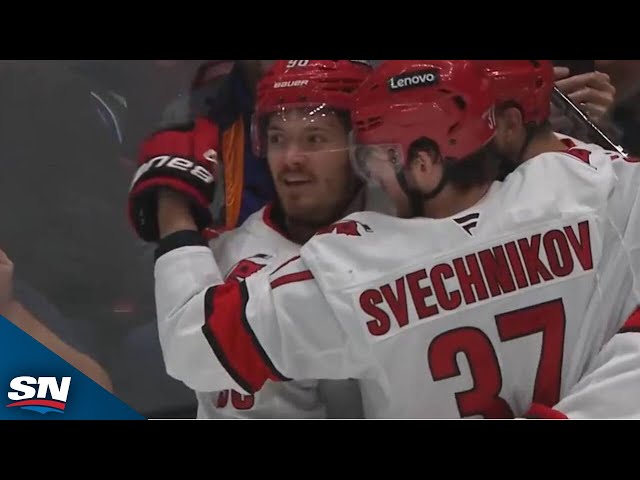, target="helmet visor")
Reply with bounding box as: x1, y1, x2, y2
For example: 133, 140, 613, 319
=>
251, 104, 350, 158
349, 138, 406, 187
